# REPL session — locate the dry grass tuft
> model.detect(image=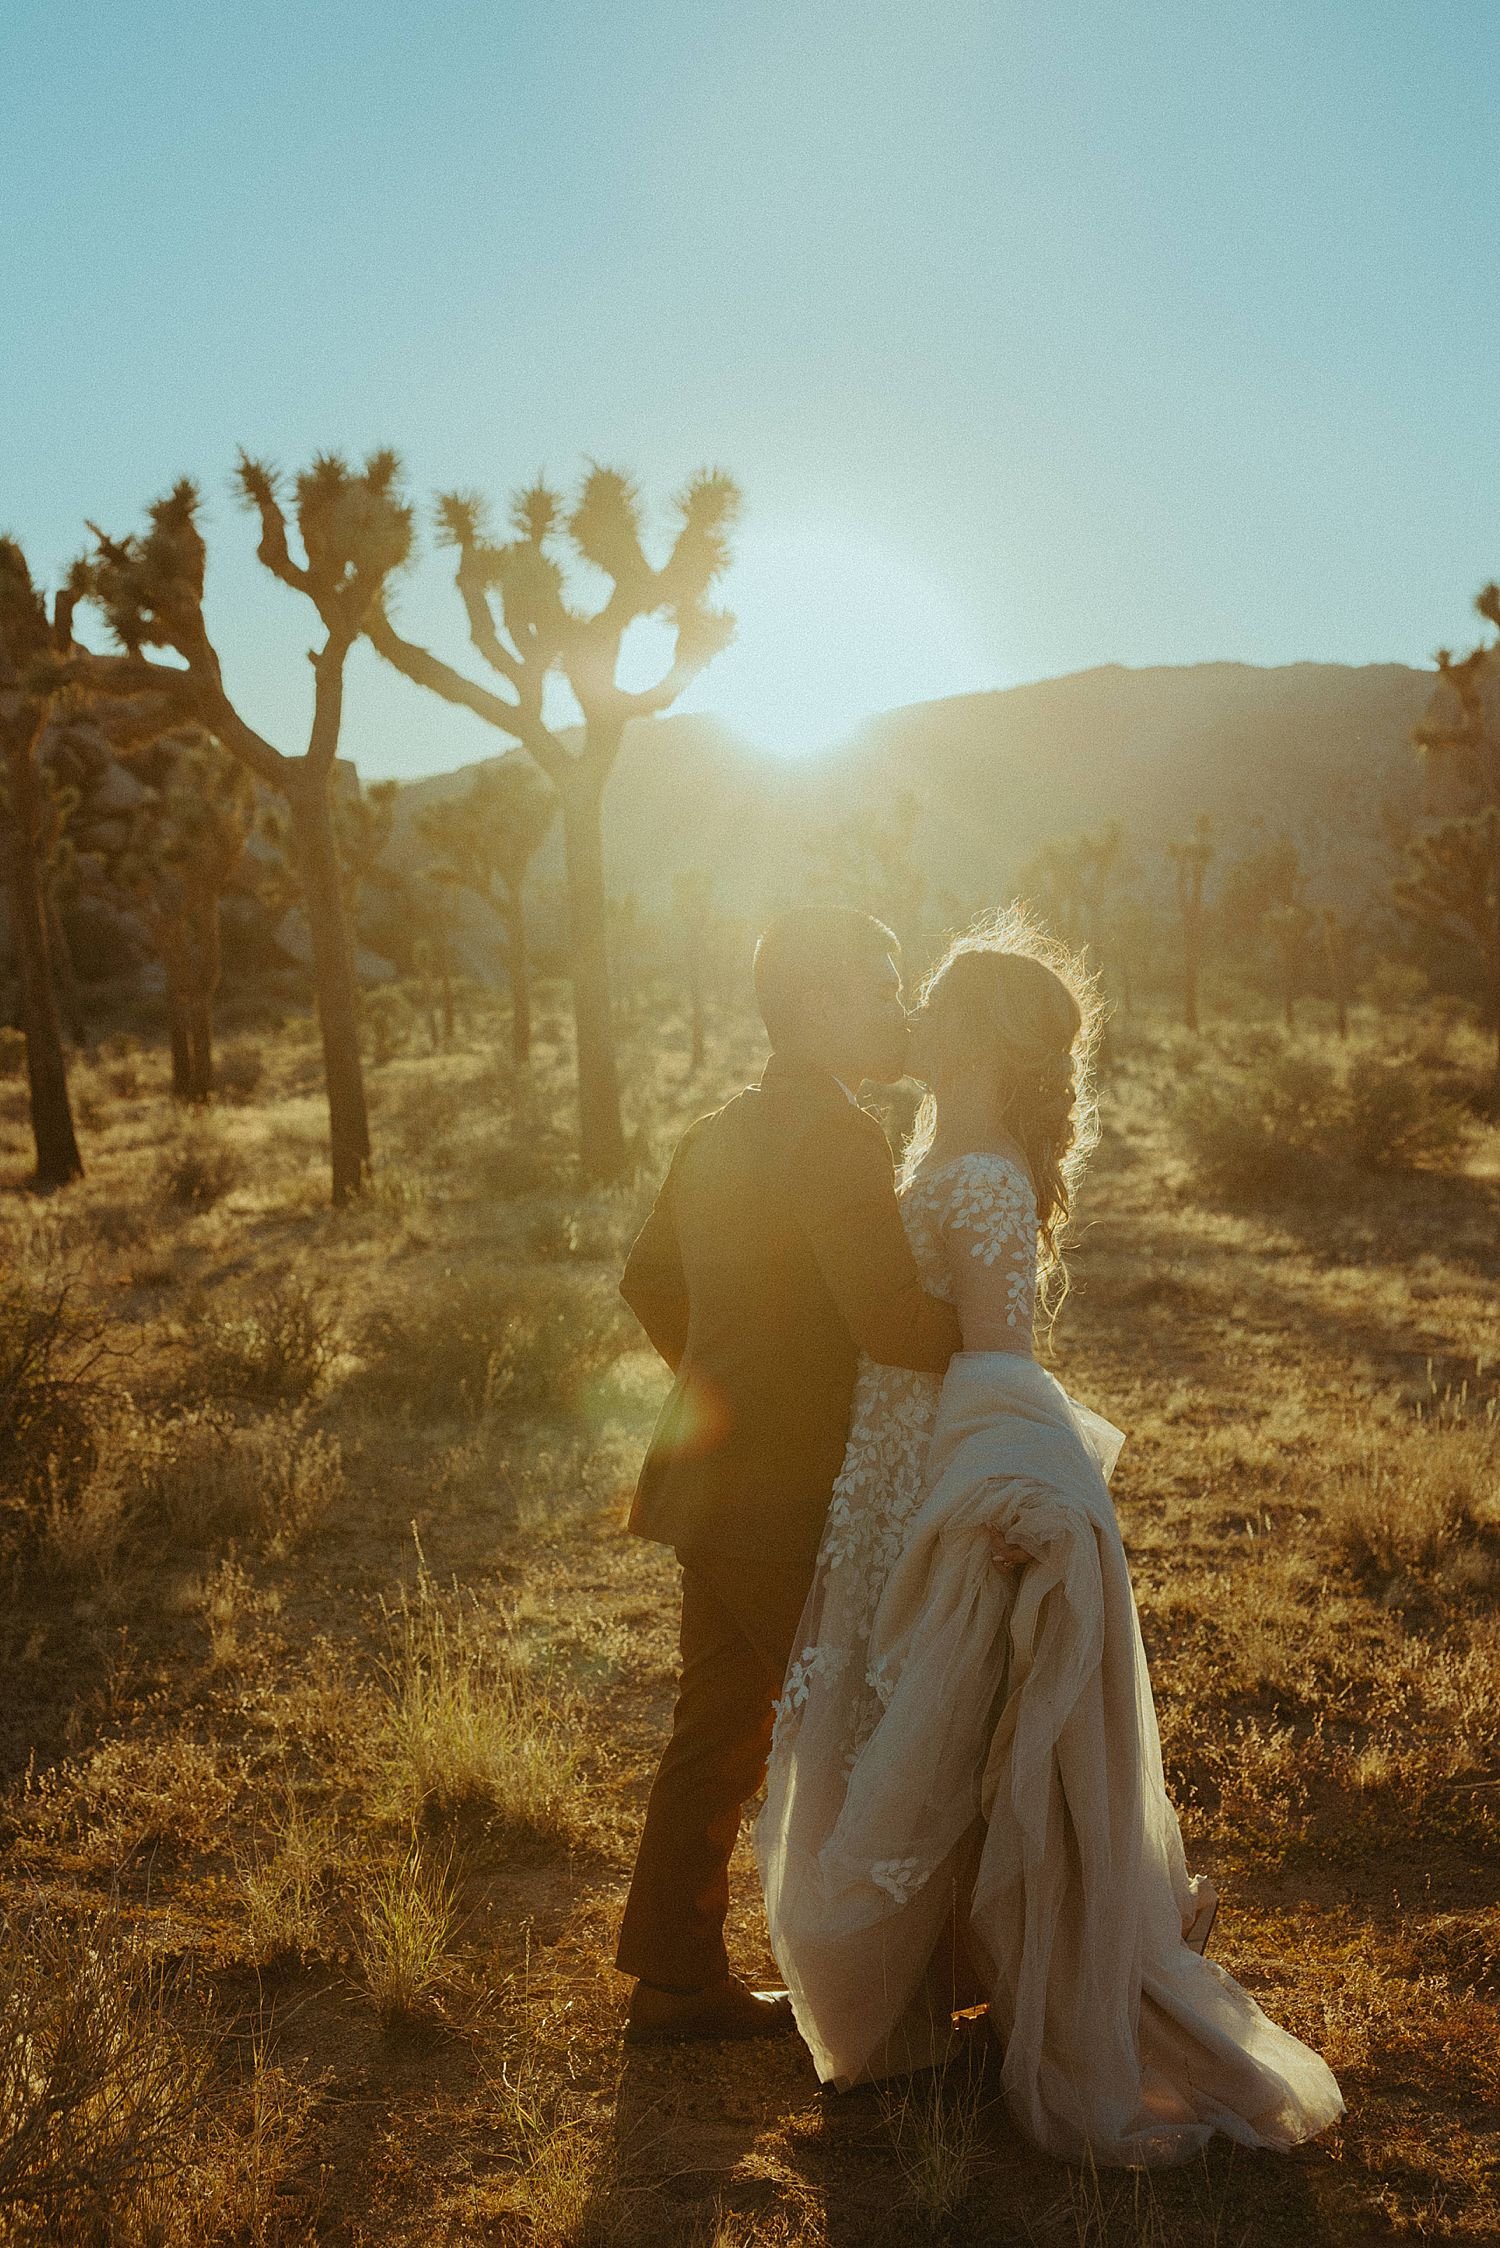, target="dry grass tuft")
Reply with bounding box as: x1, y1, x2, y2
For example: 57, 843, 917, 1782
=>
379, 1541, 581, 1835
353, 1840, 456, 2031
237, 1794, 338, 1966
881, 2045, 989, 2234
